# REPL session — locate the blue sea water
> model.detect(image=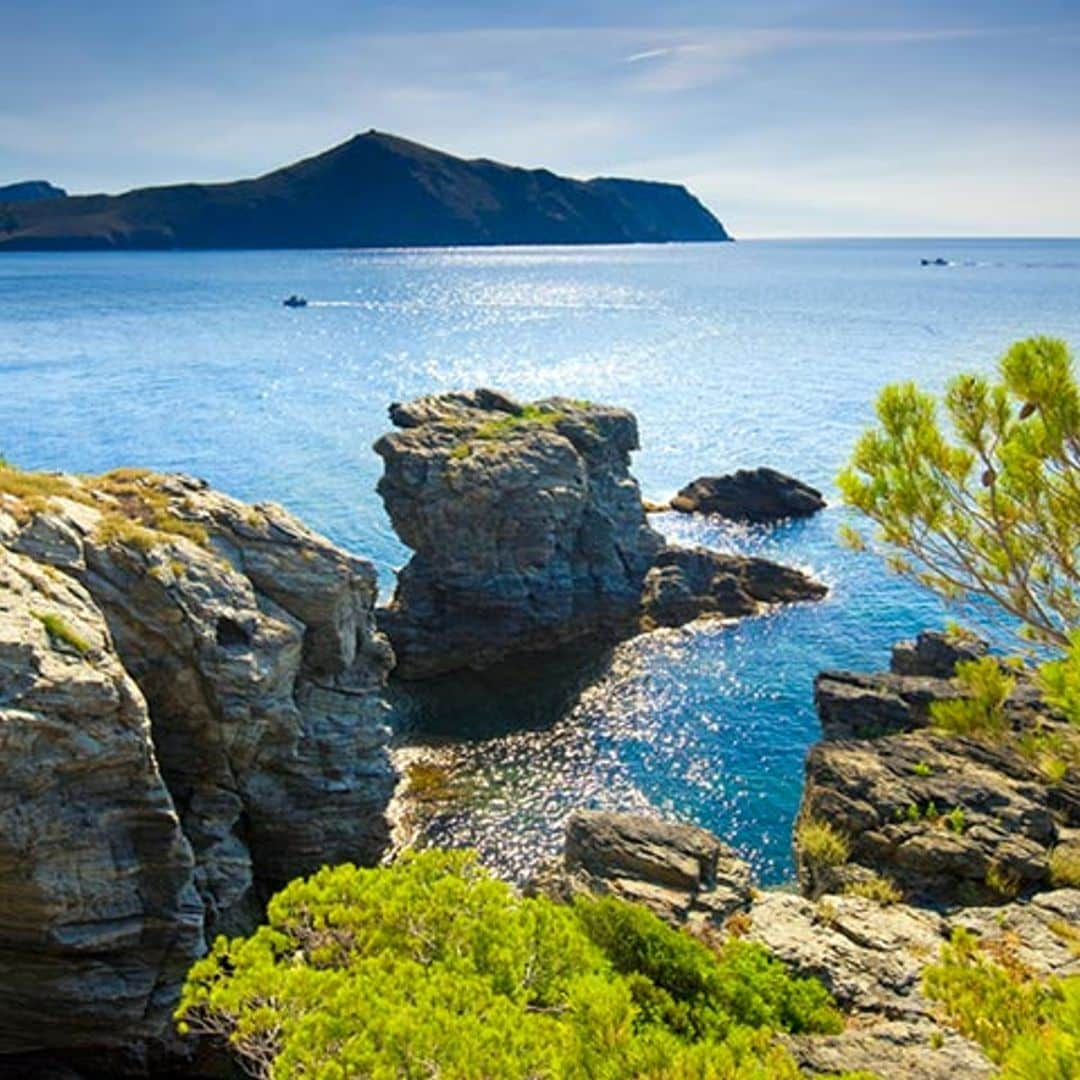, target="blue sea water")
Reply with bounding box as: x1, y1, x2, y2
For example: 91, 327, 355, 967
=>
3, 238, 1079, 882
